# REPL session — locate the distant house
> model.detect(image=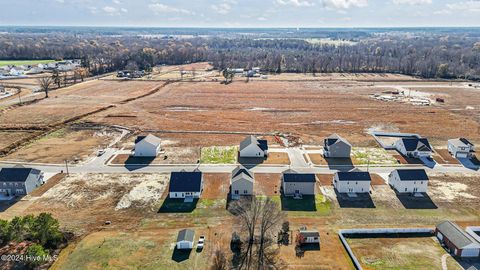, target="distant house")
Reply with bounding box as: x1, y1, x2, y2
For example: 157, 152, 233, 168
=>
230, 166, 254, 198
282, 170, 316, 197
388, 169, 429, 194
133, 134, 161, 157
0, 167, 44, 196
436, 221, 480, 258
298, 228, 320, 244
169, 171, 203, 200
9, 68, 23, 76
394, 137, 432, 158
448, 138, 475, 159
333, 171, 371, 194
176, 229, 195, 249
239, 135, 268, 158
323, 134, 351, 158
